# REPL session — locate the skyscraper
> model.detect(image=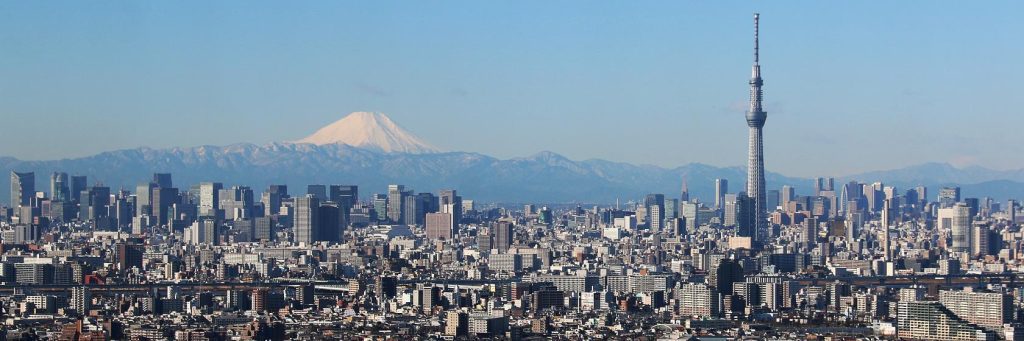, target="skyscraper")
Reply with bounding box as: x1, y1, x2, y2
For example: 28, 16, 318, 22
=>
494, 221, 514, 253
10, 171, 34, 207
439, 189, 462, 232
152, 173, 172, 189
294, 195, 320, 244
939, 203, 972, 253
714, 178, 728, 210
387, 185, 408, 223
50, 172, 69, 202
644, 193, 665, 229
744, 14, 768, 243
198, 182, 223, 217
69, 175, 87, 204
